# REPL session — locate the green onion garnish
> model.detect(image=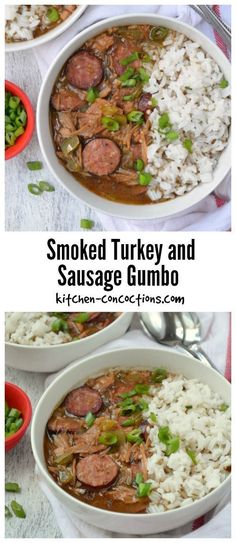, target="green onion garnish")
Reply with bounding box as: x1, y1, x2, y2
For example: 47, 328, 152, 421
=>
150, 413, 157, 423
86, 87, 99, 104
138, 172, 152, 186
101, 116, 120, 131
126, 428, 143, 444
134, 383, 150, 395
166, 130, 179, 141
219, 79, 229, 89
119, 67, 135, 82
121, 78, 137, 88
152, 368, 168, 383
5, 91, 27, 149
219, 403, 229, 412
121, 417, 136, 427
183, 139, 193, 153
73, 312, 89, 323
46, 6, 59, 23
134, 158, 144, 172
151, 97, 158, 107
11, 500, 26, 519
98, 432, 118, 446
26, 161, 42, 171
120, 51, 139, 66
136, 482, 152, 497
135, 472, 144, 485
51, 318, 68, 333
158, 426, 172, 445
150, 26, 169, 41
127, 110, 144, 125
165, 437, 180, 456
80, 218, 94, 229
5, 506, 13, 518
186, 448, 197, 465
85, 412, 95, 428
38, 181, 55, 192
27, 184, 42, 196
138, 67, 150, 83
5, 483, 21, 493
158, 113, 171, 130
